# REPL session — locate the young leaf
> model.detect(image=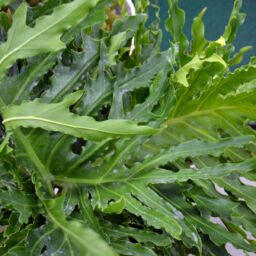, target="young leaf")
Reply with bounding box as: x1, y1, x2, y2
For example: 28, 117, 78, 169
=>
165, 0, 189, 66
223, 0, 246, 44
229, 46, 252, 66
108, 31, 127, 66
190, 8, 208, 56
174, 53, 227, 87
